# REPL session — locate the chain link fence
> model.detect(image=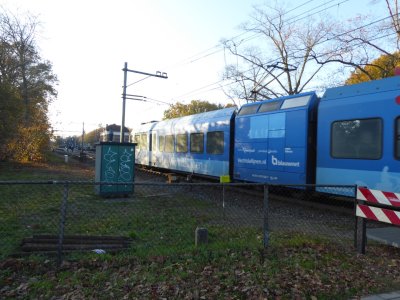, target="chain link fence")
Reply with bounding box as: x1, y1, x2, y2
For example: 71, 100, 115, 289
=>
0, 181, 356, 263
